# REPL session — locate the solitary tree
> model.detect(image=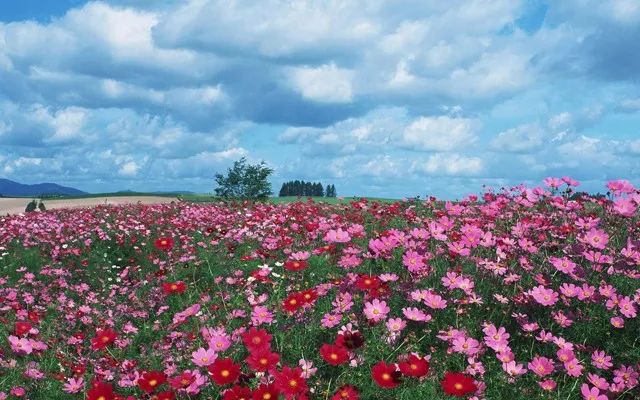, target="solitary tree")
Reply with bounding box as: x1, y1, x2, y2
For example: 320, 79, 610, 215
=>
214, 157, 273, 199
